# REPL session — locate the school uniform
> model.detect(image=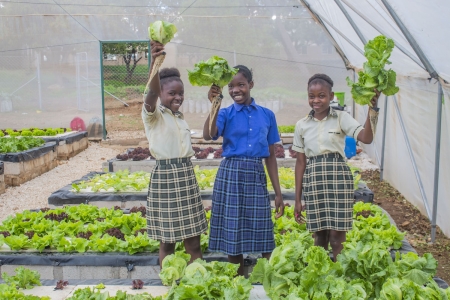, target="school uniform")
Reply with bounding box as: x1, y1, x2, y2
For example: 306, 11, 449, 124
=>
208, 99, 280, 255
142, 104, 207, 243
292, 108, 364, 232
